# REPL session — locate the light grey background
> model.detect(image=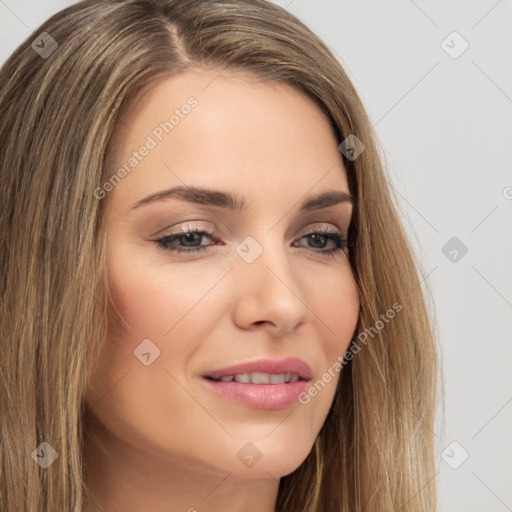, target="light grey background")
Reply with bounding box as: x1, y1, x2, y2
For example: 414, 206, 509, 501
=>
1, 1, 511, 510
